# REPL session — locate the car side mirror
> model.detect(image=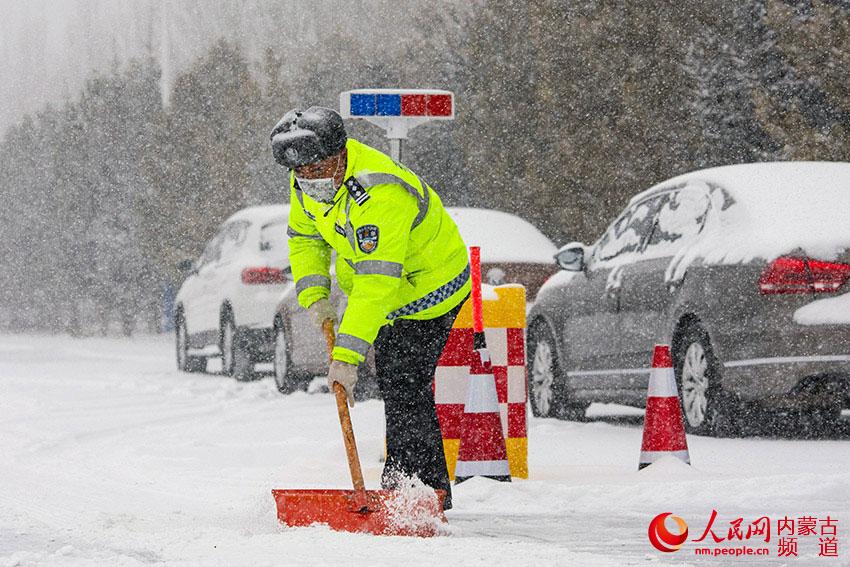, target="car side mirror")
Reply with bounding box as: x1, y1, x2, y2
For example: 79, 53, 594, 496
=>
554, 242, 586, 272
